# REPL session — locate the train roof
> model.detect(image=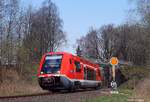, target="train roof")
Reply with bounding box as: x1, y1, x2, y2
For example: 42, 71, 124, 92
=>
45, 52, 99, 68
